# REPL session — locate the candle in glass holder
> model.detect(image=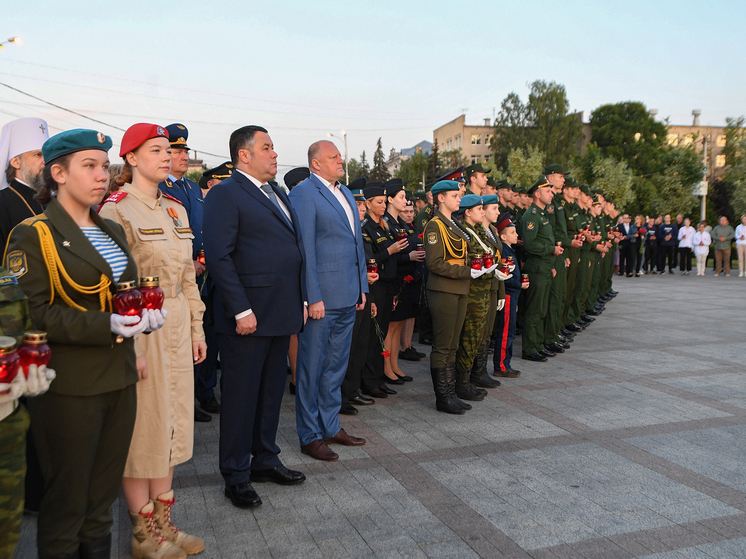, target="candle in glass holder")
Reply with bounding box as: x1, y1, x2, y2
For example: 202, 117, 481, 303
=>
521, 274, 529, 285
366, 259, 378, 274
471, 257, 483, 270
140, 276, 165, 311
114, 281, 143, 323
18, 331, 51, 377
0, 337, 19, 393
506, 256, 514, 266
482, 252, 494, 268
396, 230, 408, 242
197, 250, 205, 265
415, 243, 425, 254
498, 258, 510, 274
